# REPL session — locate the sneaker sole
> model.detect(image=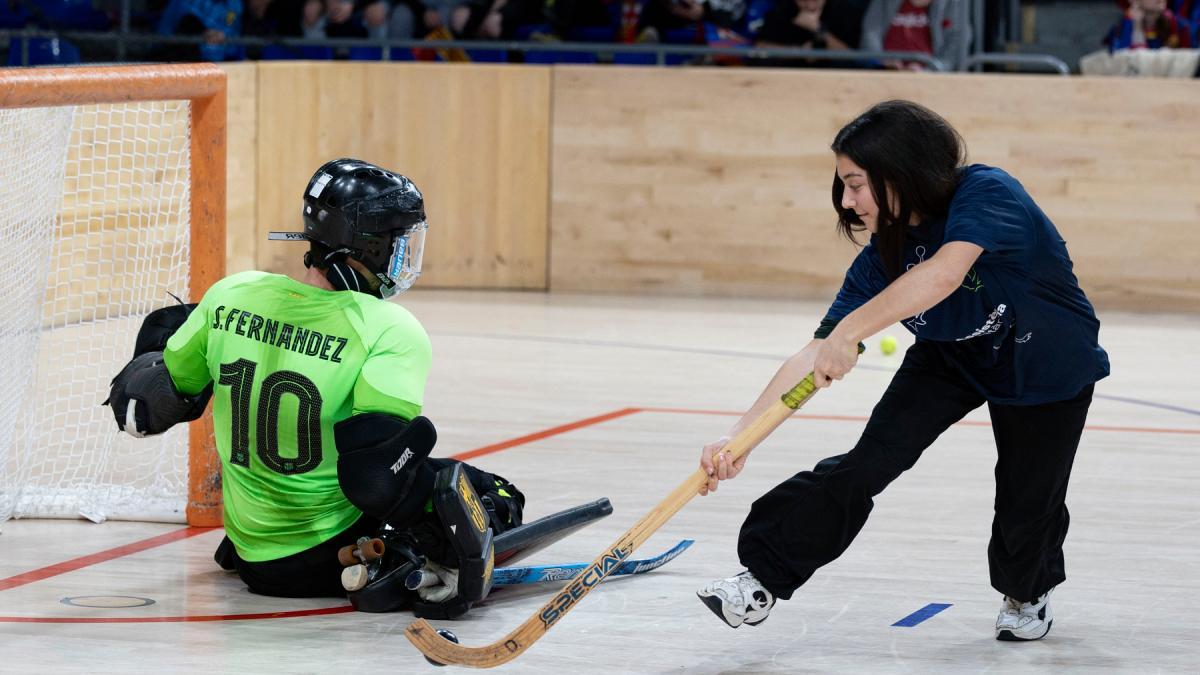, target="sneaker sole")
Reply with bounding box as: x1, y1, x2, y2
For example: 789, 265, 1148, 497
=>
996, 619, 1052, 641
697, 592, 742, 629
